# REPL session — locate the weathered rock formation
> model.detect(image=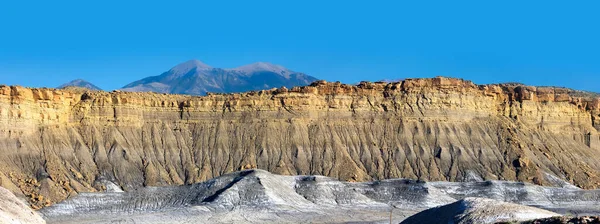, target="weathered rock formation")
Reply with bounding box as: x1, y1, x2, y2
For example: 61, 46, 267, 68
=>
1, 77, 600, 208
522, 216, 600, 224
